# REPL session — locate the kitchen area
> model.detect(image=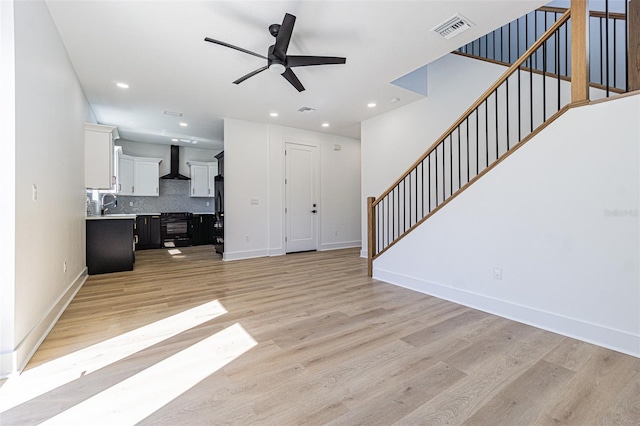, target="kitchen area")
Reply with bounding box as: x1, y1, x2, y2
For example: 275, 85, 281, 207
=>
85, 123, 224, 275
